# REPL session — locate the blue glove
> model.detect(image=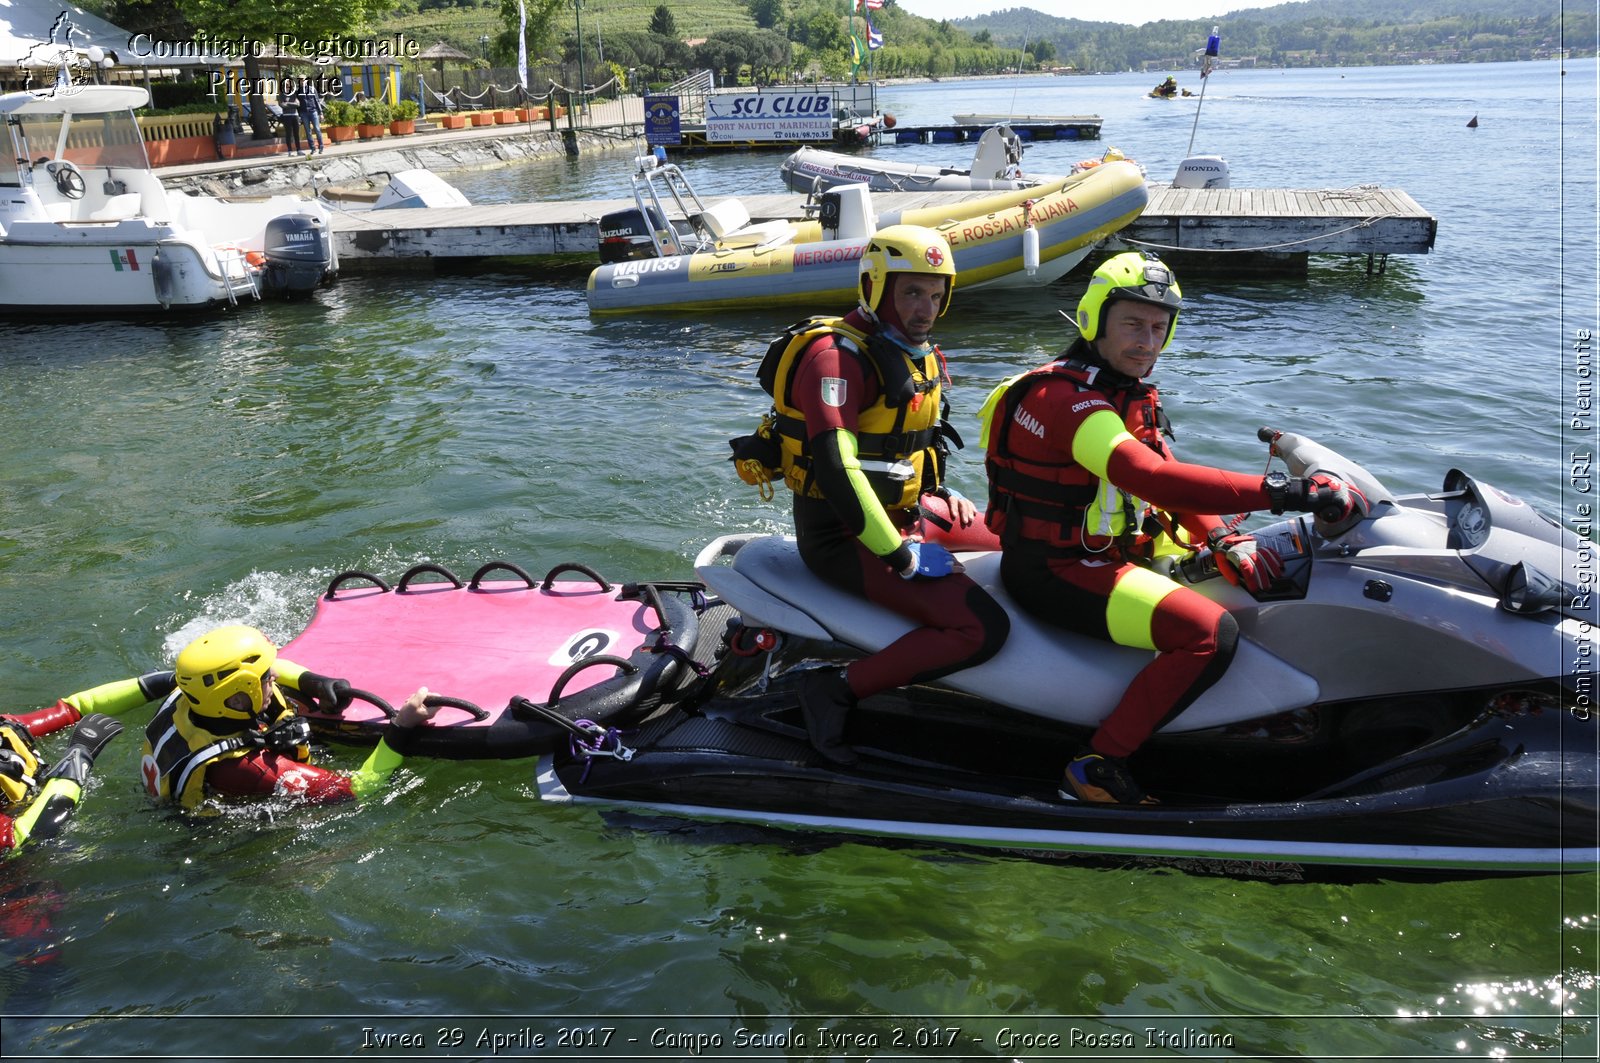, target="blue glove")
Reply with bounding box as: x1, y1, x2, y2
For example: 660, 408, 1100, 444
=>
899, 541, 955, 580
